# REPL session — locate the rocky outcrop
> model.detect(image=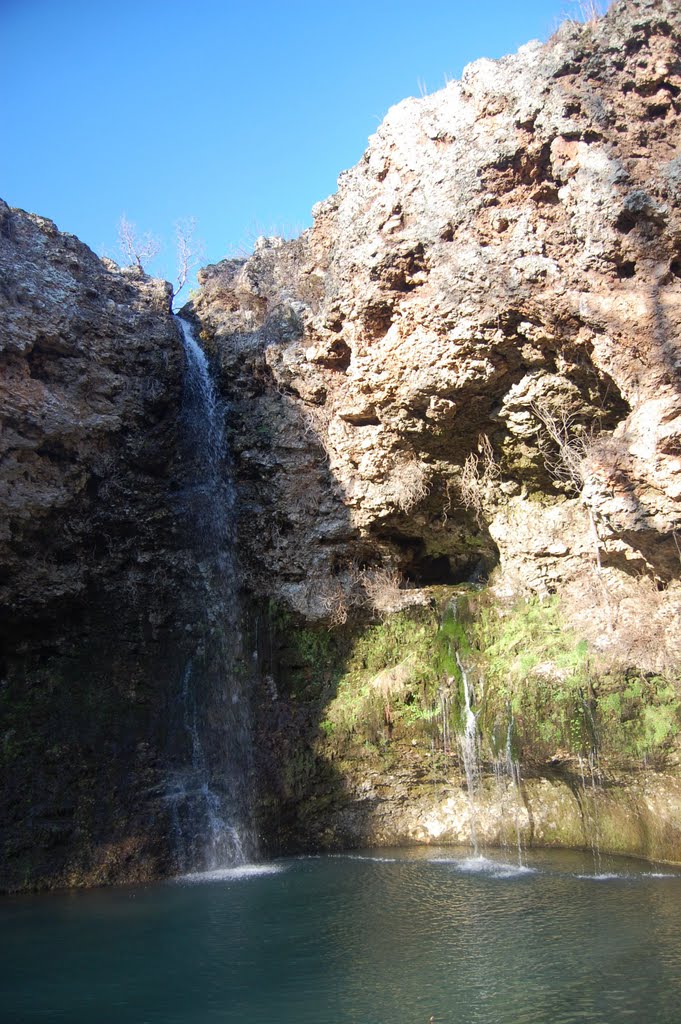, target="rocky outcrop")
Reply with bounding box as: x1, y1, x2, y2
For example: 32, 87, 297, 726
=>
269, 747, 681, 866
0, 201, 197, 890
191, 0, 680, 658
2, 0, 681, 889
189, 0, 681, 862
